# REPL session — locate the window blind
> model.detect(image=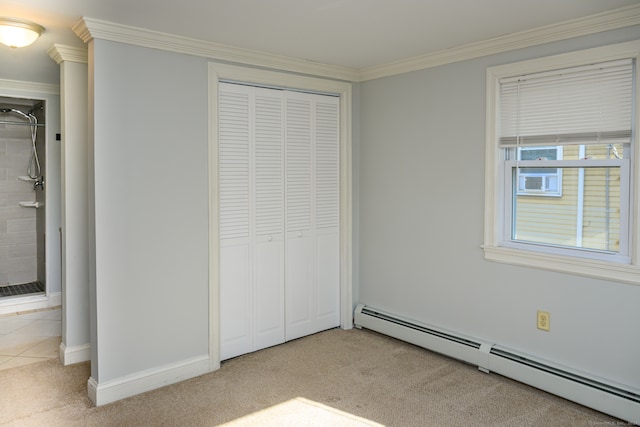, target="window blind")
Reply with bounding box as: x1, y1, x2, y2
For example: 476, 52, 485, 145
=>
499, 59, 634, 147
